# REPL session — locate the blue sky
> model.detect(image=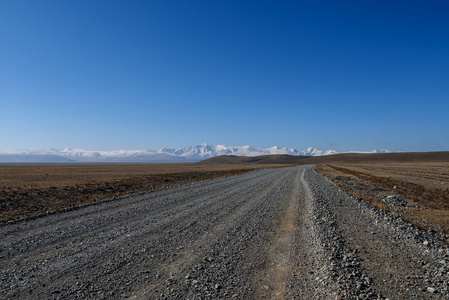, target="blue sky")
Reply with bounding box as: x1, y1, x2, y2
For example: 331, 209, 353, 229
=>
1, 1, 448, 152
